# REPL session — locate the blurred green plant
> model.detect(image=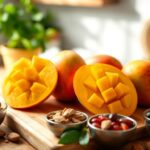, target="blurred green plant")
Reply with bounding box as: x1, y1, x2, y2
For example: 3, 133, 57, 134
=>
0, 0, 59, 51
